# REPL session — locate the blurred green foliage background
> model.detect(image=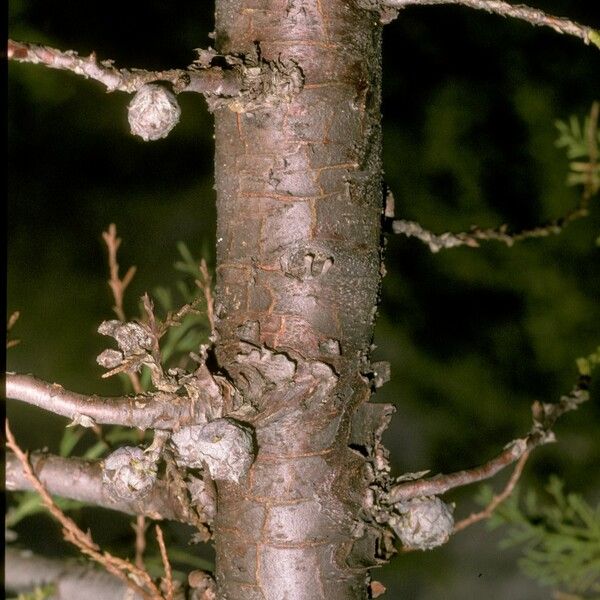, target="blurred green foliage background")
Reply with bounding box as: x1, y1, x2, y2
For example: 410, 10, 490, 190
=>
7, 1, 600, 598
